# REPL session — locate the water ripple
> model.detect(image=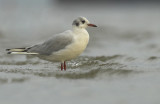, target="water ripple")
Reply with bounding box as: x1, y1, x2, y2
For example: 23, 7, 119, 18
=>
0, 55, 139, 80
